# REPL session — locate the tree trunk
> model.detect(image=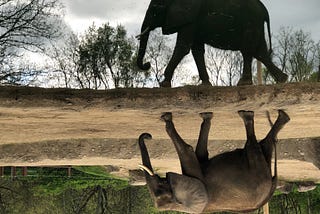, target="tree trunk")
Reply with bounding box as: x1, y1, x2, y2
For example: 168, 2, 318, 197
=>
257, 60, 262, 85
317, 64, 320, 82
22, 167, 27, 176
